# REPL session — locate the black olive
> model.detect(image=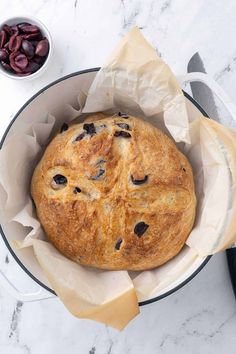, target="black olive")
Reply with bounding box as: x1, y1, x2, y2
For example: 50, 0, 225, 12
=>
96, 158, 106, 166
91, 168, 105, 180
83, 123, 96, 135
73, 187, 81, 194
75, 132, 86, 141
134, 222, 149, 237
53, 174, 67, 185
114, 131, 131, 138
60, 123, 68, 133
115, 238, 123, 250
118, 112, 129, 118
131, 175, 148, 185
116, 123, 130, 130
